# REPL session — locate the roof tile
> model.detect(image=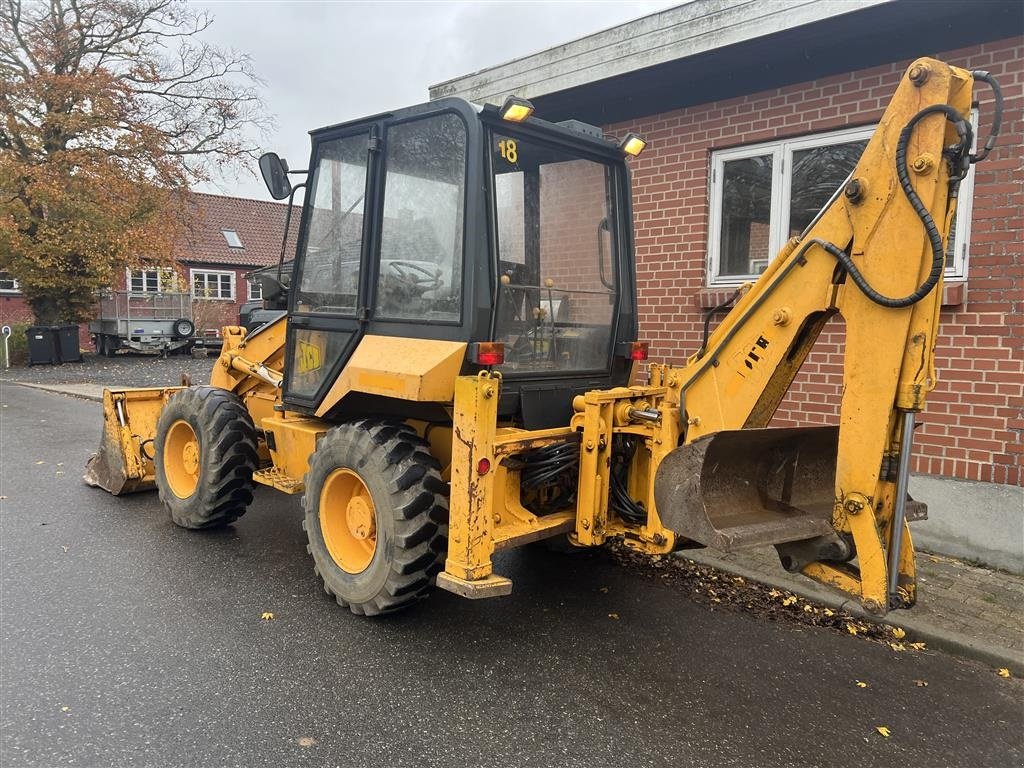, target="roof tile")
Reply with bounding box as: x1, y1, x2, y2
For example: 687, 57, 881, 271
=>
178, 192, 300, 268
